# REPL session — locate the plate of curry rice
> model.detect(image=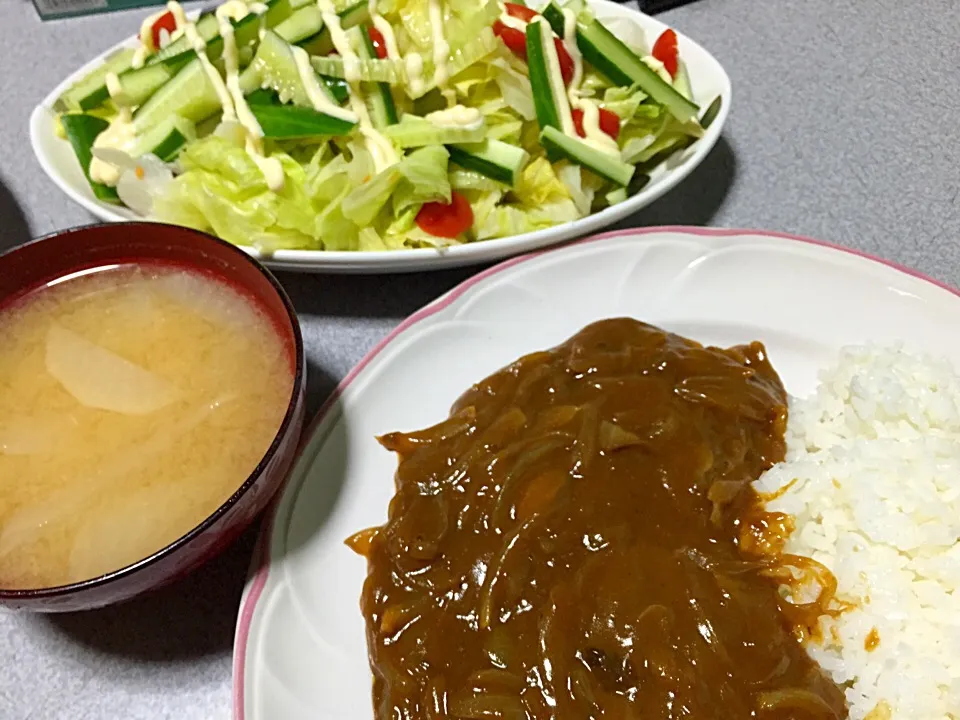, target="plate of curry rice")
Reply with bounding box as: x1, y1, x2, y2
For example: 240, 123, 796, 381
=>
234, 226, 960, 720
